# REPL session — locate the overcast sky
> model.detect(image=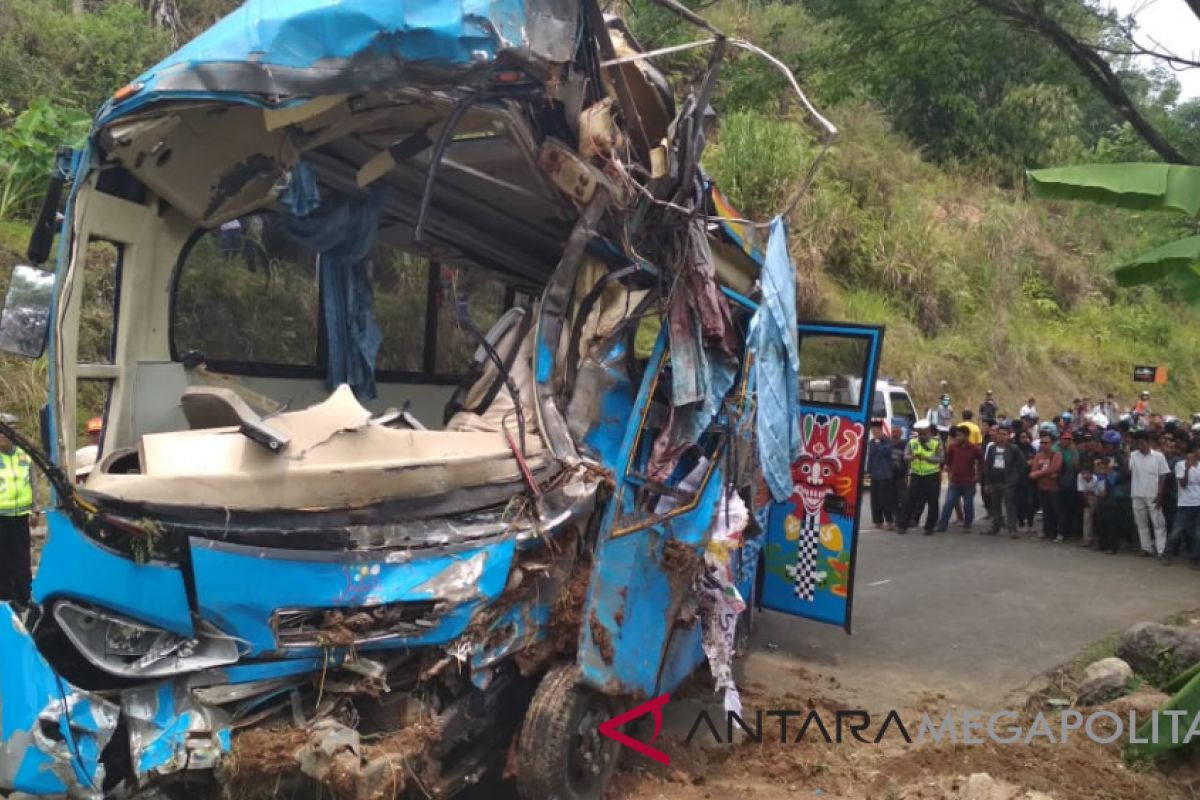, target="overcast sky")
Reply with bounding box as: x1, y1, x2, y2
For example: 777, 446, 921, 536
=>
1105, 0, 1200, 100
